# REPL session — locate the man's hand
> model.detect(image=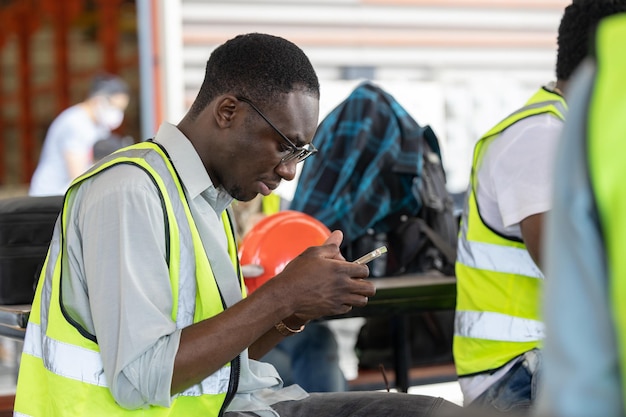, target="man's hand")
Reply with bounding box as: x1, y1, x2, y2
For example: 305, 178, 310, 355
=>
259, 229, 375, 321
322, 230, 346, 260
